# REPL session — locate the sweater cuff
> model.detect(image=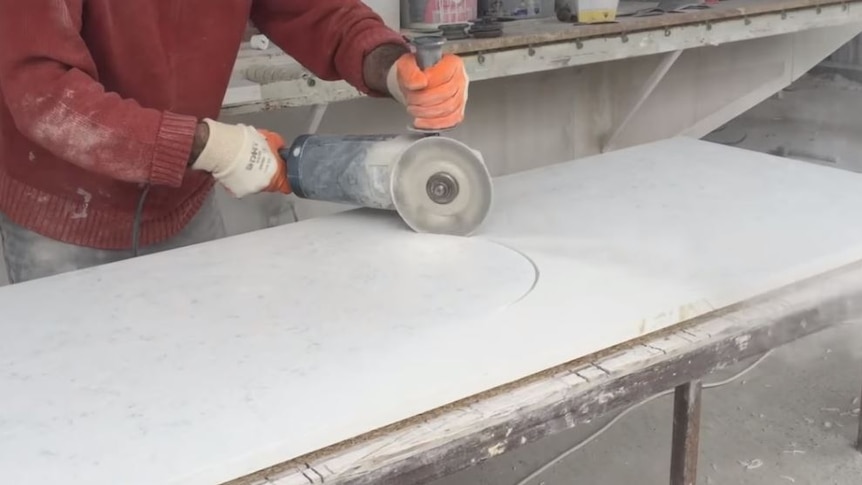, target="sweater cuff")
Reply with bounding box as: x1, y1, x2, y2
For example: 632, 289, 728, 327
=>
151, 112, 198, 187
346, 29, 409, 96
